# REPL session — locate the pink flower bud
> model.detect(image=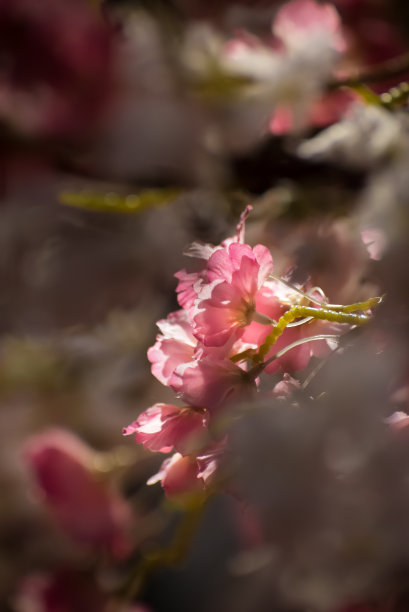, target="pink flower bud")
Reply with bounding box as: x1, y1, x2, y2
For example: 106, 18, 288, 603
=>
148, 453, 204, 500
